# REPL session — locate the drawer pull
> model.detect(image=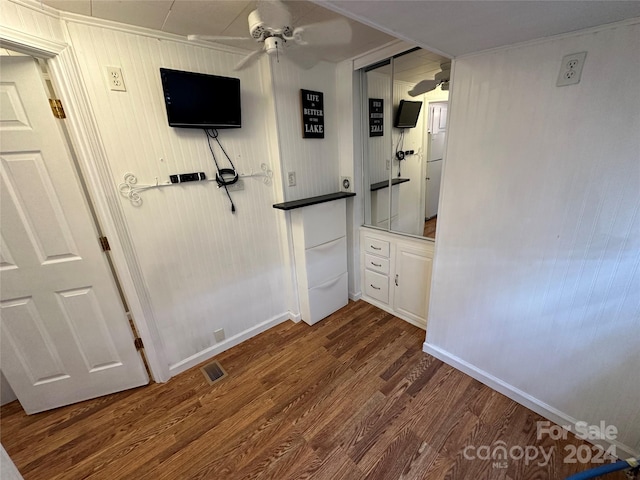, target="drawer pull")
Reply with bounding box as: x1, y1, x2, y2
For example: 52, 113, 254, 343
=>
370, 284, 381, 290
371, 262, 382, 267
395, 274, 399, 287
370, 245, 382, 250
